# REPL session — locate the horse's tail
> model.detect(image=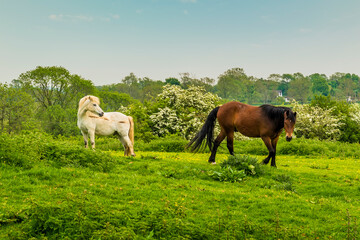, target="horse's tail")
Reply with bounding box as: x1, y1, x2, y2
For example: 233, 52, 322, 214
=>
128, 116, 135, 147
187, 106, 220, 152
